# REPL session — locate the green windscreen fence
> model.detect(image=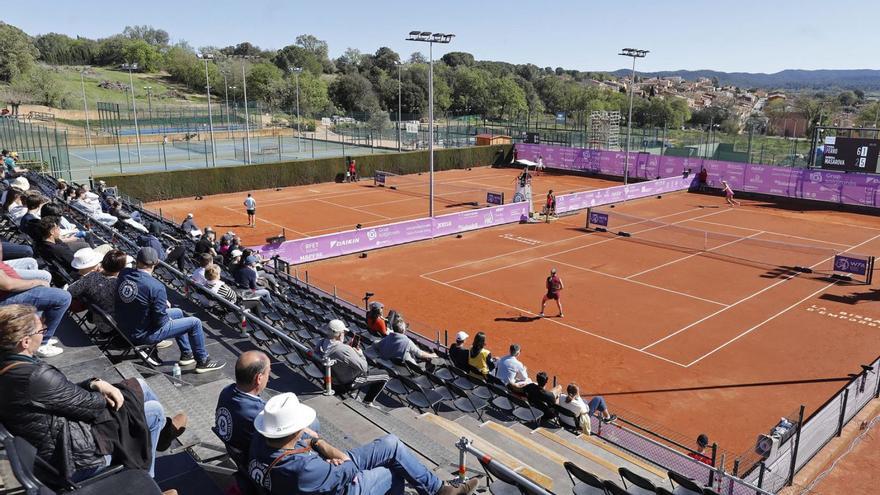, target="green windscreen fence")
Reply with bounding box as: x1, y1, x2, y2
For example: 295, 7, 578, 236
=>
0, 118, 72, 180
